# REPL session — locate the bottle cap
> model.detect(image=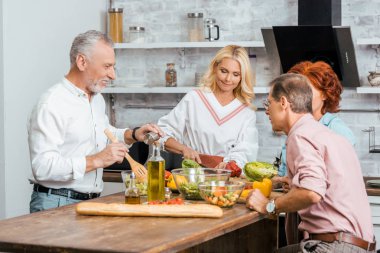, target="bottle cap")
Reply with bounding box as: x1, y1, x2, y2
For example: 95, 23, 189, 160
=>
108, 8, 123, 13
187, 13, 203, 18
143, 132, 160, 145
